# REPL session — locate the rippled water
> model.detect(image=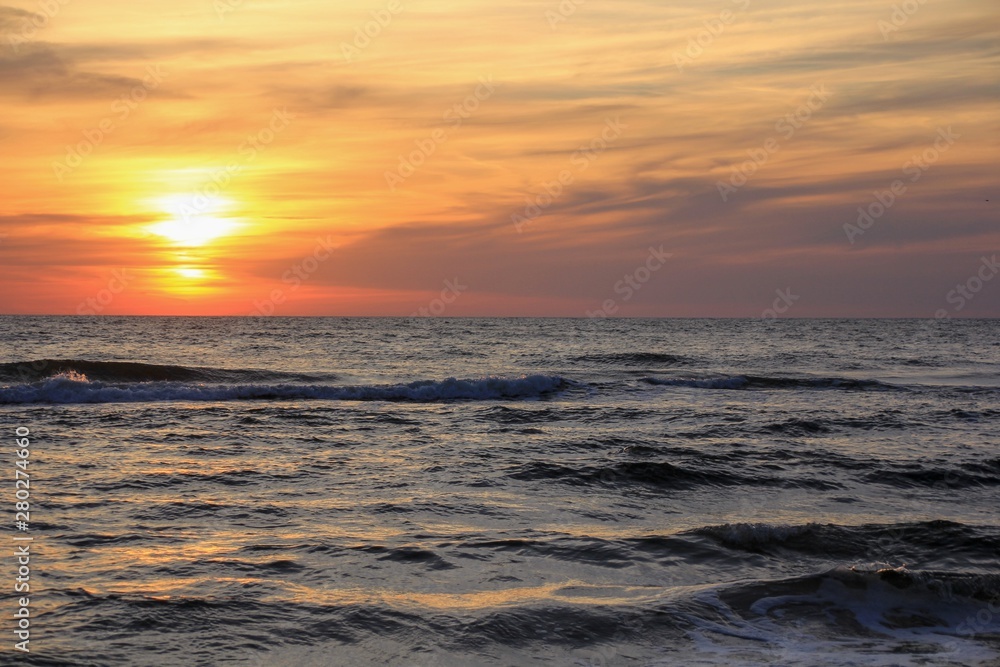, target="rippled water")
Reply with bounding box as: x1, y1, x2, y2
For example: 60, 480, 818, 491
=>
2, 317, 999, 666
